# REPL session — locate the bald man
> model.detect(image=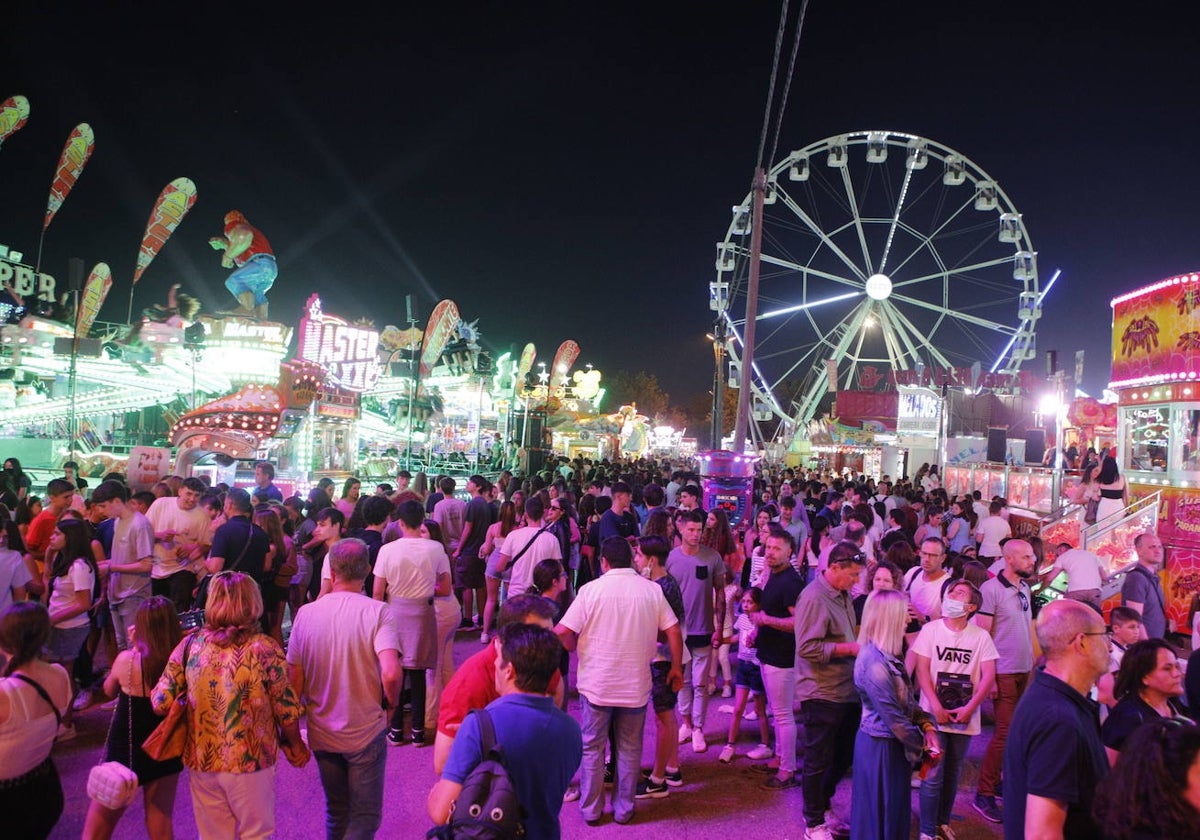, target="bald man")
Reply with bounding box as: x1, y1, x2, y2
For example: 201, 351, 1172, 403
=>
973, 538, 1036, 824
1002, 599, 1110, 840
